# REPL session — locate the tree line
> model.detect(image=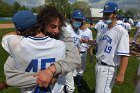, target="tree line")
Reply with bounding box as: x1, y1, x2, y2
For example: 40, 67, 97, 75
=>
0, 0, 138, 19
